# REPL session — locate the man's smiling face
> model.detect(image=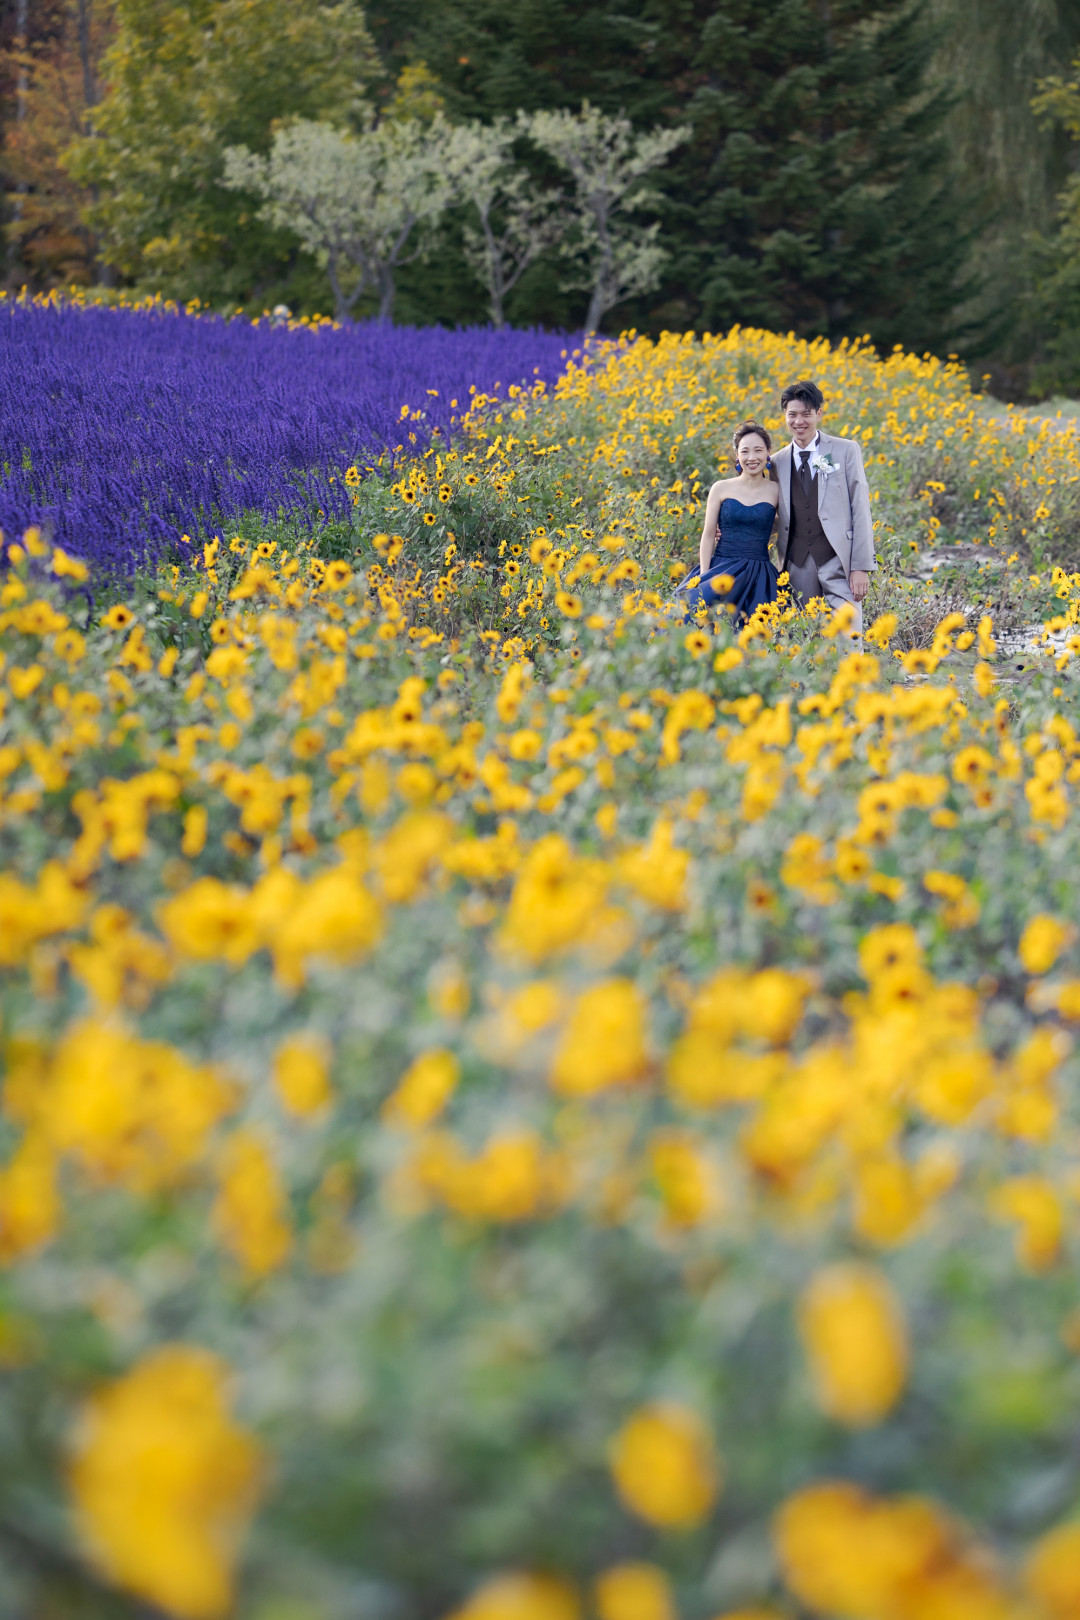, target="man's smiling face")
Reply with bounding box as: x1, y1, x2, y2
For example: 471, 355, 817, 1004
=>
785, 397, 825, 448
